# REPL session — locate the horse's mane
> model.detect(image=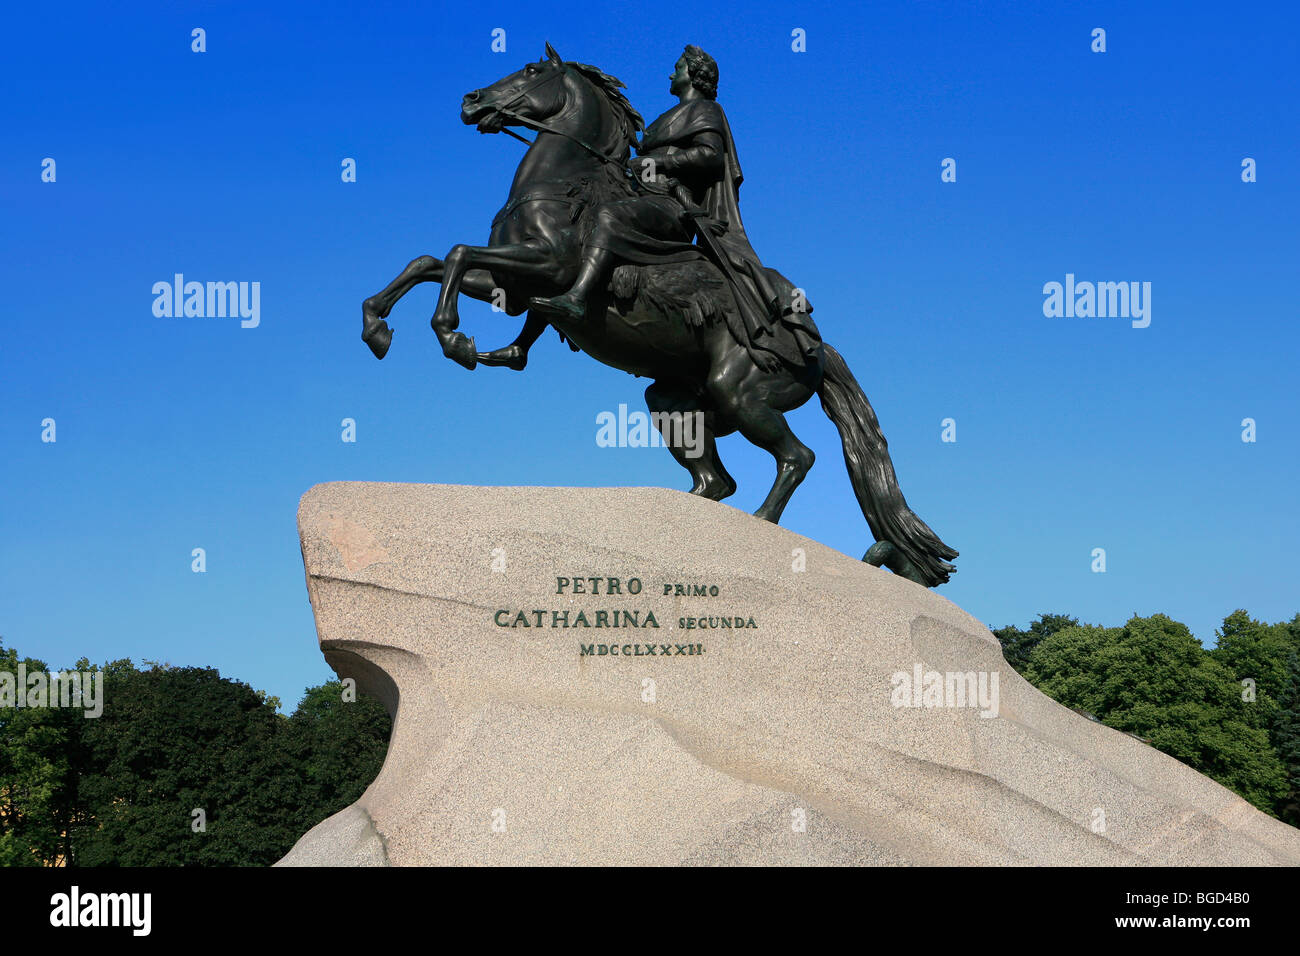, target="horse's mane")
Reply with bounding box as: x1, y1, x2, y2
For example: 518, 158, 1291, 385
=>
565, 61, 644, 157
